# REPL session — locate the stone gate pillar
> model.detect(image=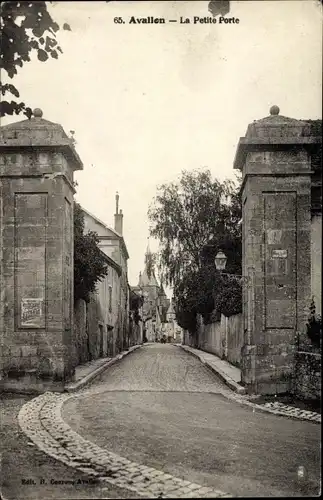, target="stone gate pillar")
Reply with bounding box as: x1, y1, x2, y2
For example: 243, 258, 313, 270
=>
0, 109, 83, 392
234, 105, 321, 395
